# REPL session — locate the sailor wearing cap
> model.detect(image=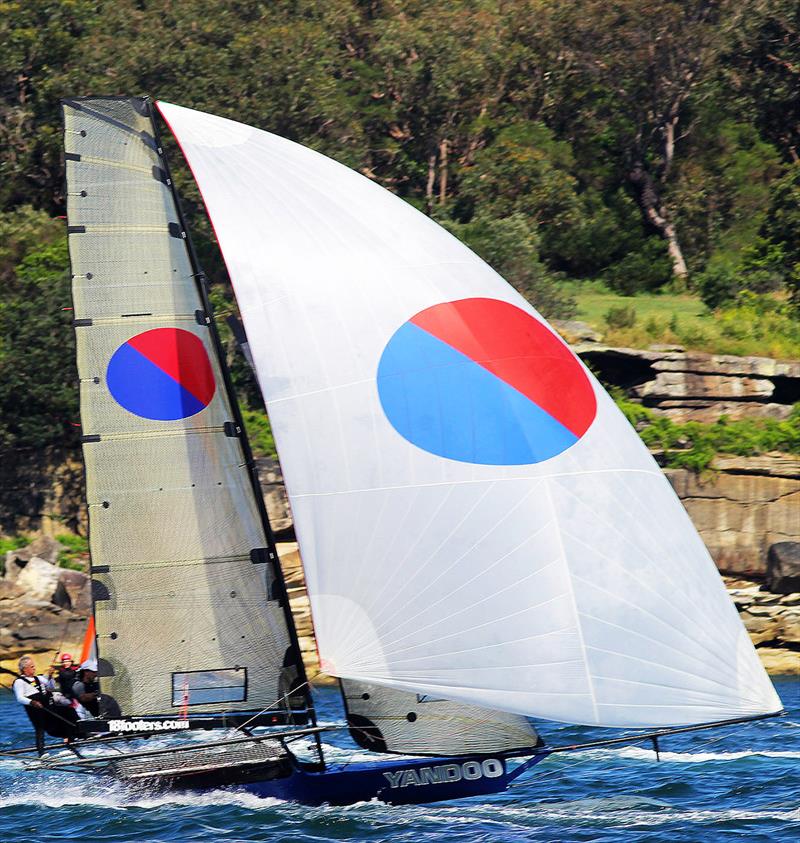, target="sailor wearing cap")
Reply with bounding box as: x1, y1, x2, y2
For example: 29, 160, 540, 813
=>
72, 658, 101, 718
